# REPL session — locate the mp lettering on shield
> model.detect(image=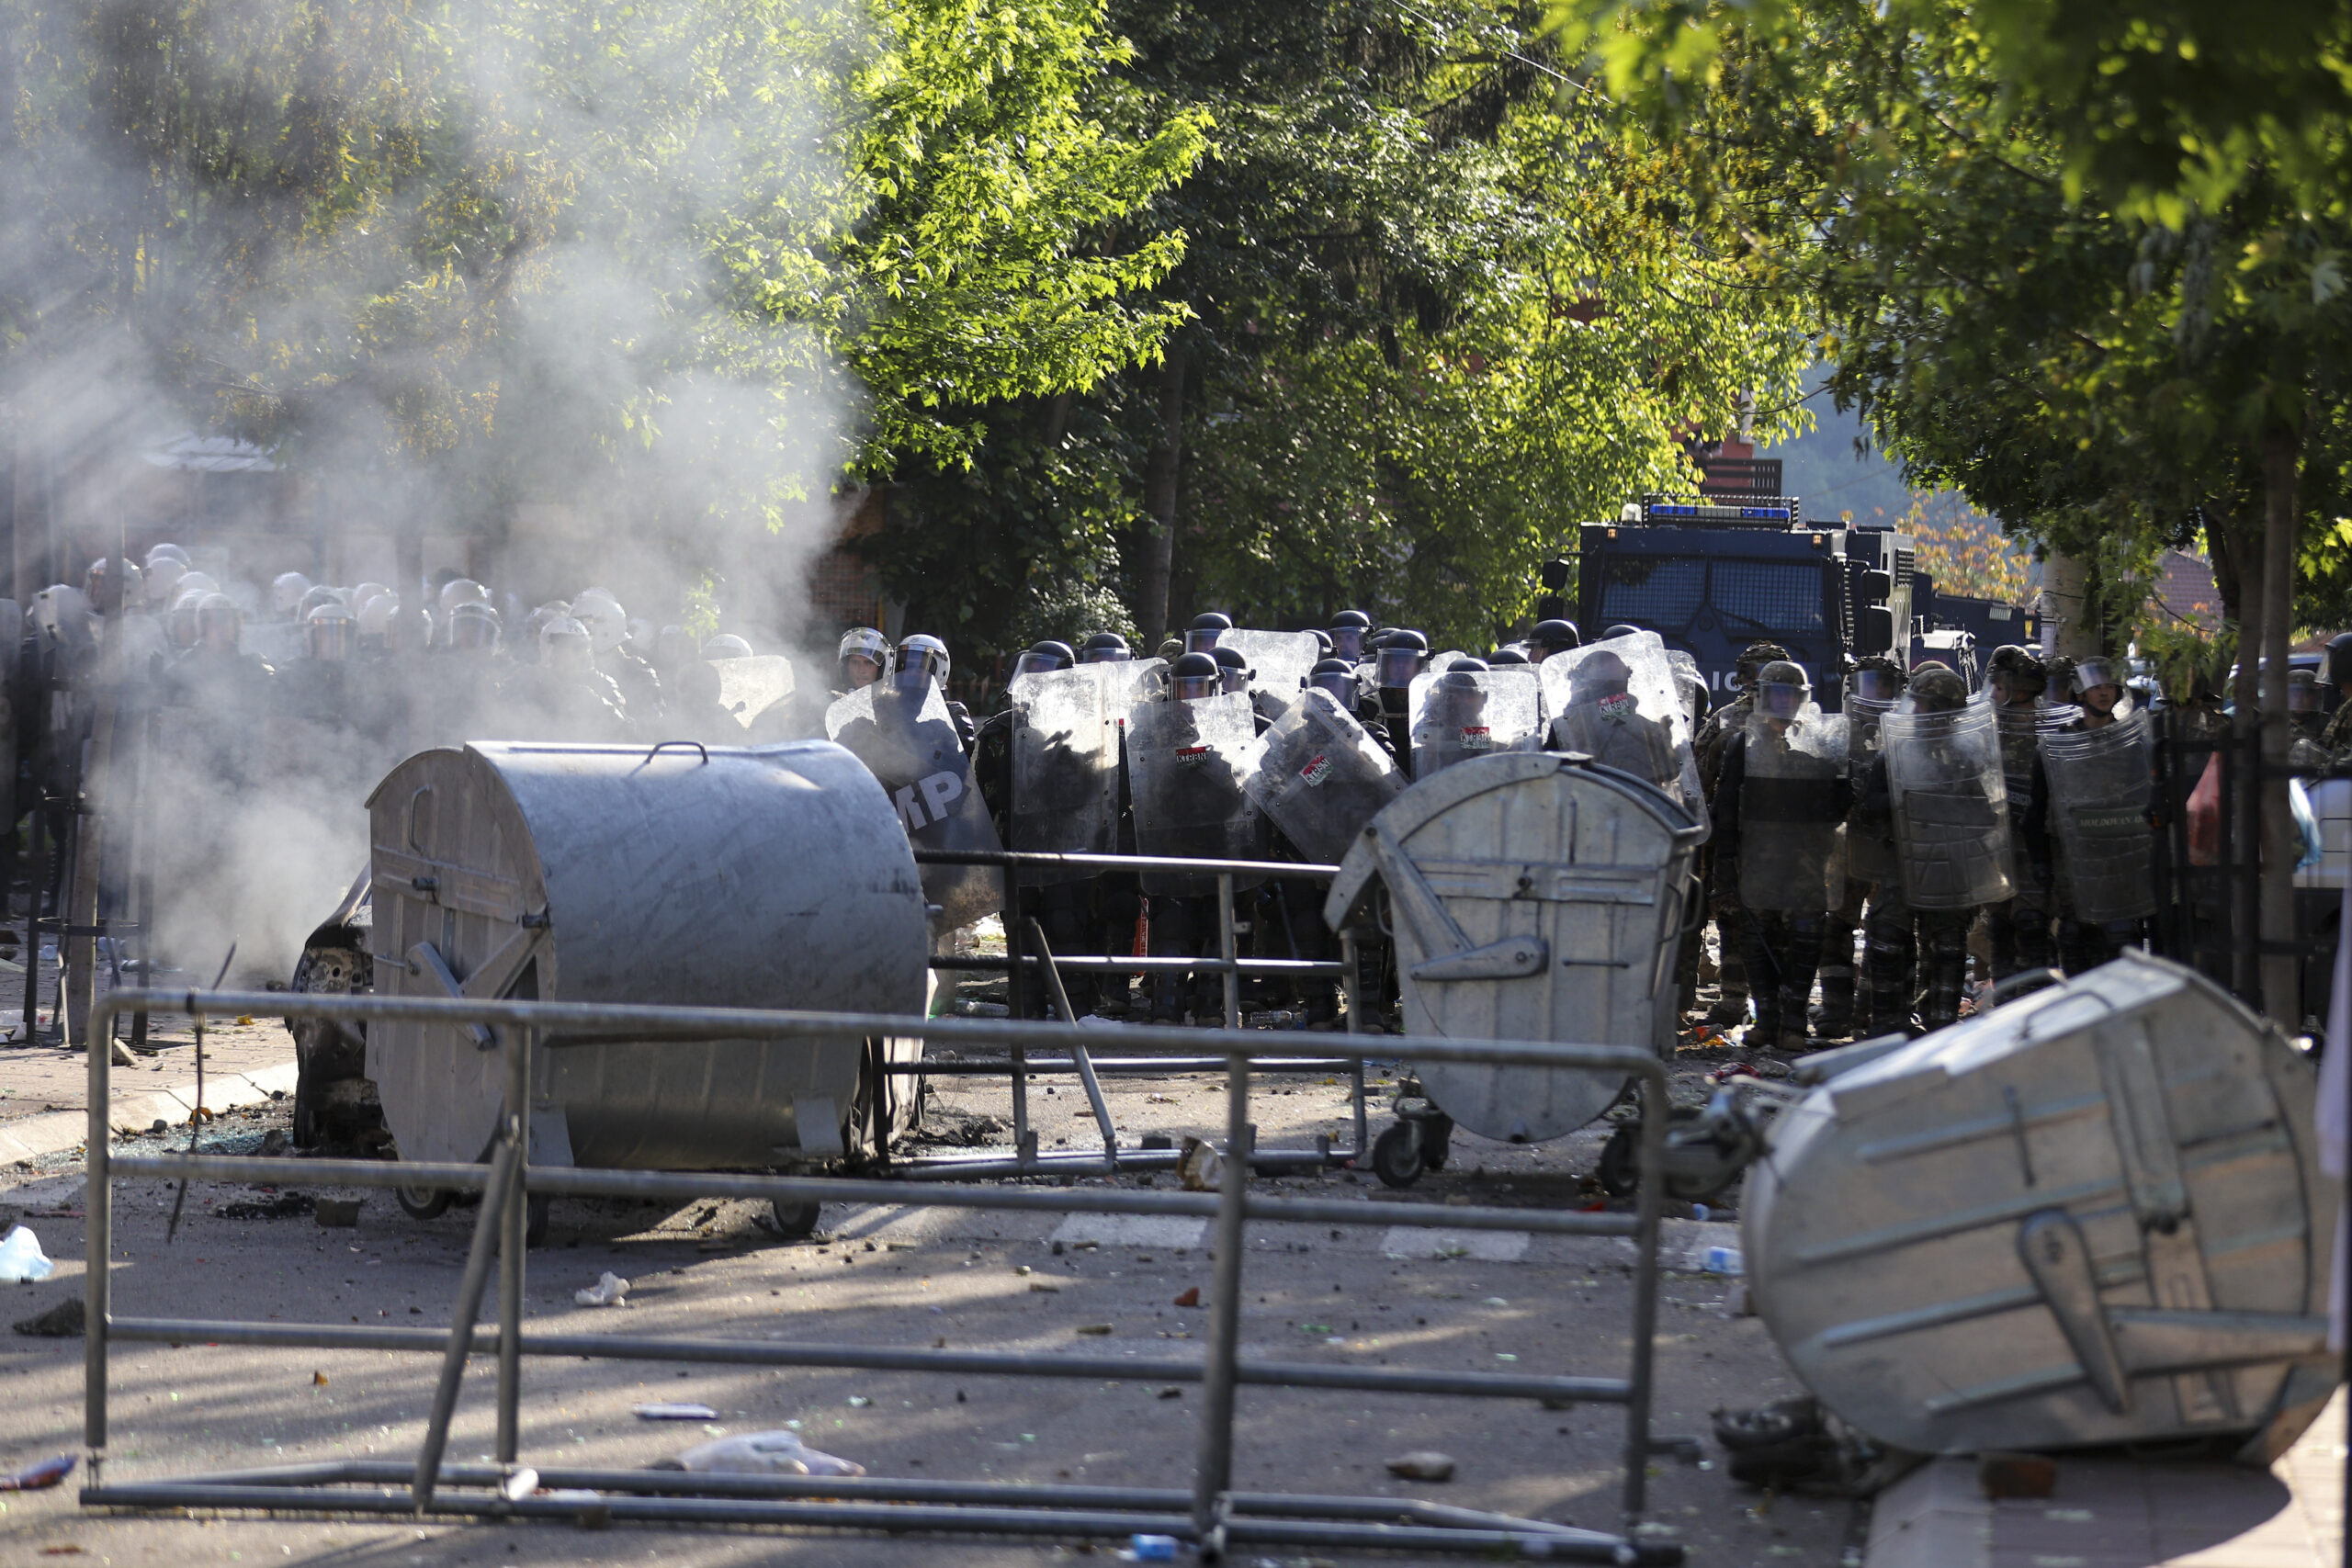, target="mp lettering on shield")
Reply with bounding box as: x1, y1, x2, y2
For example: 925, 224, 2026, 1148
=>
1299, 751, 1334, 787
894, 770, 966, 830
